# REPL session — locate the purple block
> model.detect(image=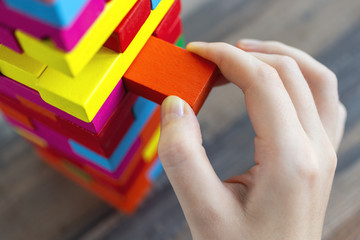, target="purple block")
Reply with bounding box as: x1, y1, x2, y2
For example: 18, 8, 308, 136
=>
0, 24, 22, 53
0, 0, 104, 51
0, 75, 126, 133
